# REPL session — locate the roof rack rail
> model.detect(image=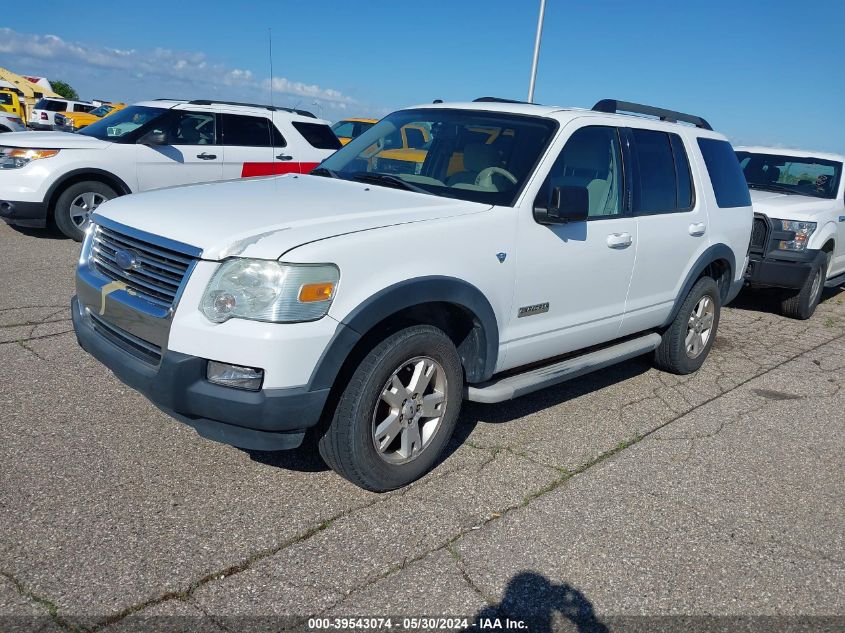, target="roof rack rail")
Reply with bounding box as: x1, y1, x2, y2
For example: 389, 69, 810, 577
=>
185, 99, 317, 118
592, 99, 712, 130
473, 96, 534, 105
